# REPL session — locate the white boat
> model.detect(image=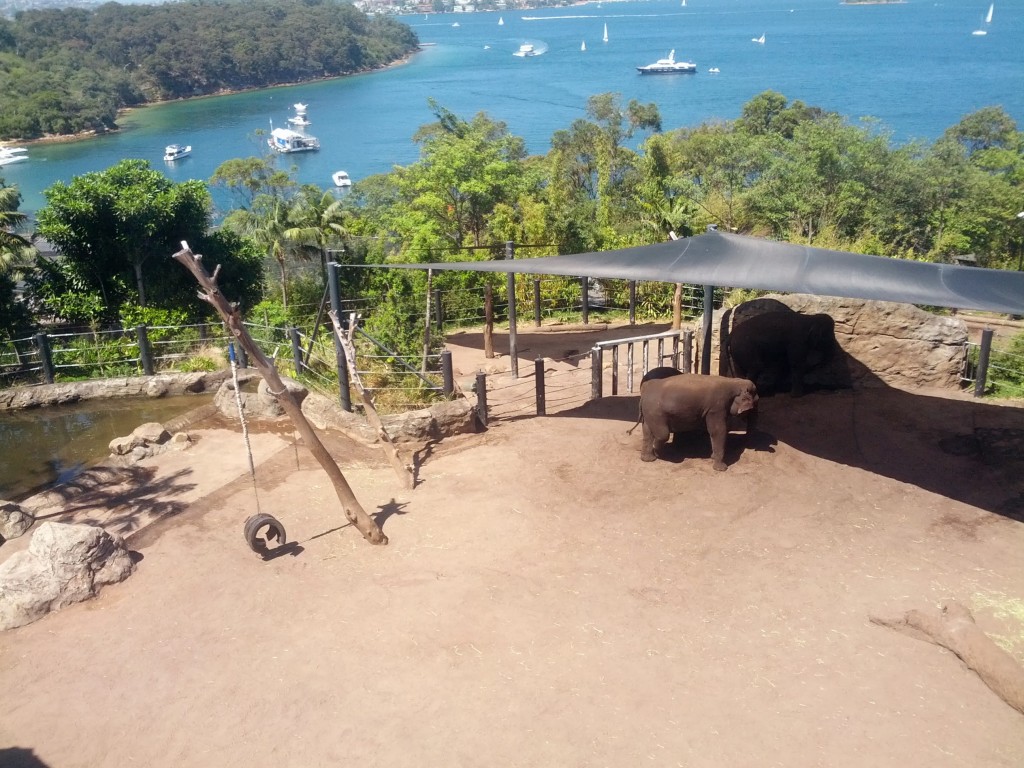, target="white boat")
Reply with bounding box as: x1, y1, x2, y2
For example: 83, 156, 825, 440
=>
332, 170, 352, 187
708, 67, 720, 73
636, 50, 697, 74
498, 16, 504, 25
288, 102, 311, 127
513, 43, 538, 57
581, 40, 587, 51
452, 21, 460, 27
163, 144, 191, 162
268, 127, 319, 153
972, 2, 993, 35
0, 147, 28, 166
603, 23, 609, 43
752, 33, 765, 44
